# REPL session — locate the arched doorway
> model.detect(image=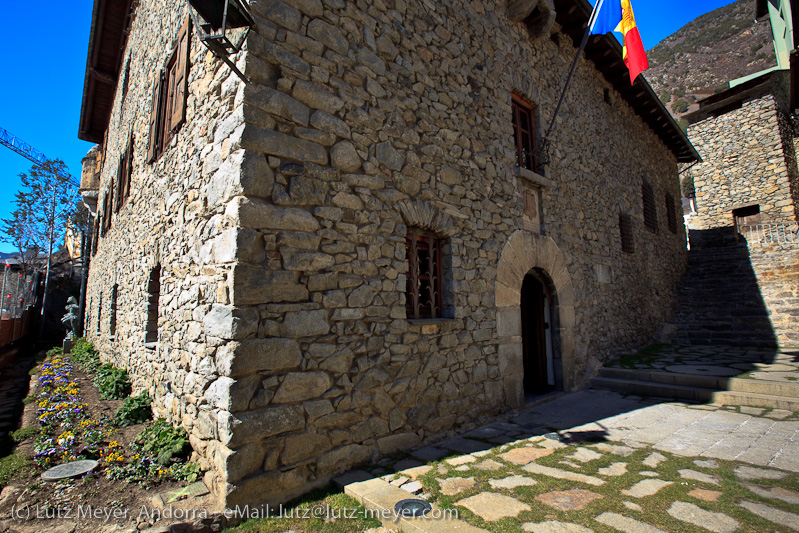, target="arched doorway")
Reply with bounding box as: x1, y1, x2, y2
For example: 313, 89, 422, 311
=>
521, 272, 554, 395
495, 231, 576, 408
